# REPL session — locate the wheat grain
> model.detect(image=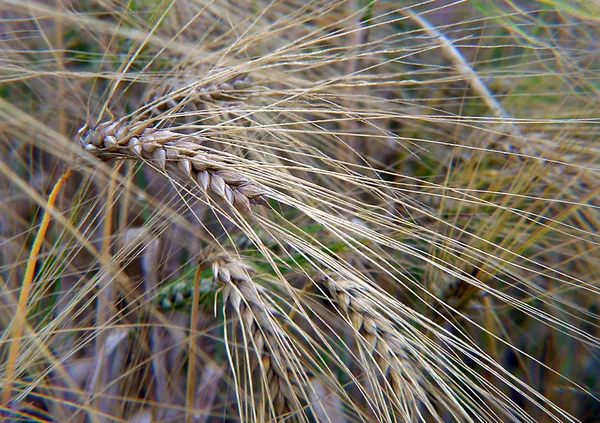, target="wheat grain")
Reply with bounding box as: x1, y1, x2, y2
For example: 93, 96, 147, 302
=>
210, 253, 306, 419
323, 276, 539, 423
324, 277, 428, 421
78, 118, 268, 214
